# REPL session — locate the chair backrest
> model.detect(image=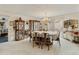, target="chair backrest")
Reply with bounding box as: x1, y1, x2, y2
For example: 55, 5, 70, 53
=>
41, 33, 49, 38
41, 33, 50, 42
52, 31, 60, 40
32, 32, 40, 39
